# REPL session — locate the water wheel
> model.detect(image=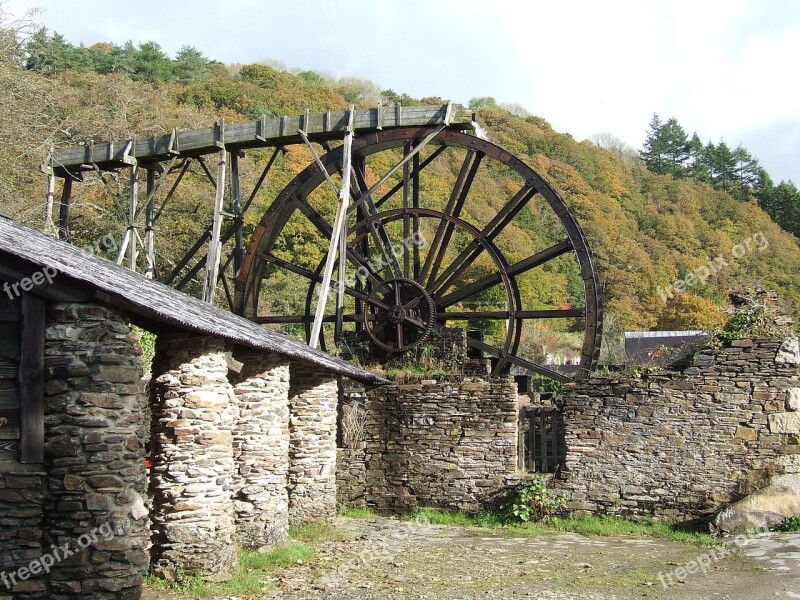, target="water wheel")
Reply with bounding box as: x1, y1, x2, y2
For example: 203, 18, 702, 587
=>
235, 127, 601, 381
